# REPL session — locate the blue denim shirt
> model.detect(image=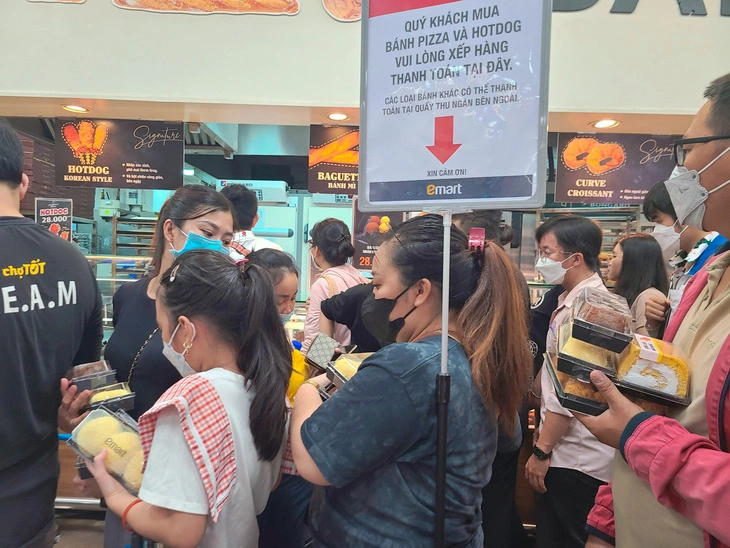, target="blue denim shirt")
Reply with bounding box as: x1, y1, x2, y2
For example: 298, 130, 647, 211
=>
301, 336, 498, 547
